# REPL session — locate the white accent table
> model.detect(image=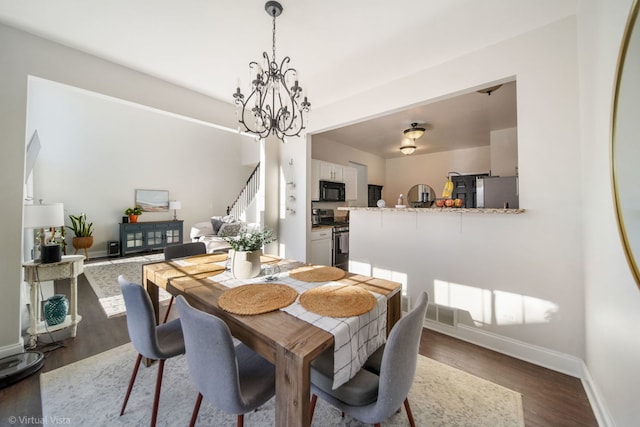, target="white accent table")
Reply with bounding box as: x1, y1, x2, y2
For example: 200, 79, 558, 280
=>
22, 255, 84, 347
